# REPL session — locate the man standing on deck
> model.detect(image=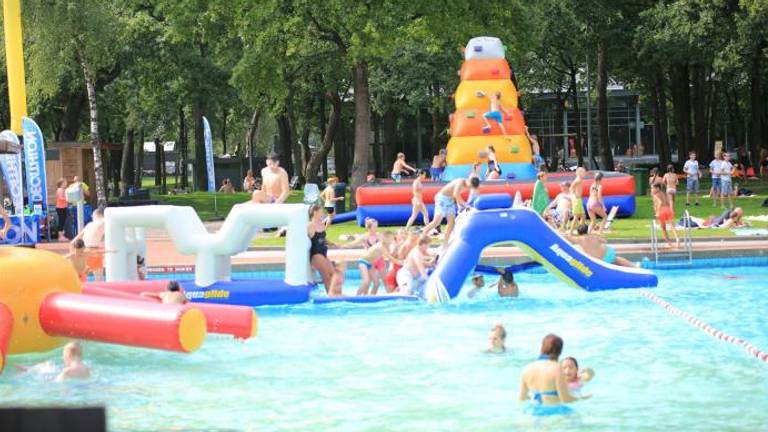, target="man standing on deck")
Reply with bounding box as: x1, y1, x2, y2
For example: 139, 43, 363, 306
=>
261, 152, 290, 203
